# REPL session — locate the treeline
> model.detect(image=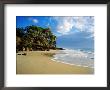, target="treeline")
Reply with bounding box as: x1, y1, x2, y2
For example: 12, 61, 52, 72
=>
16, 25, 57, 52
